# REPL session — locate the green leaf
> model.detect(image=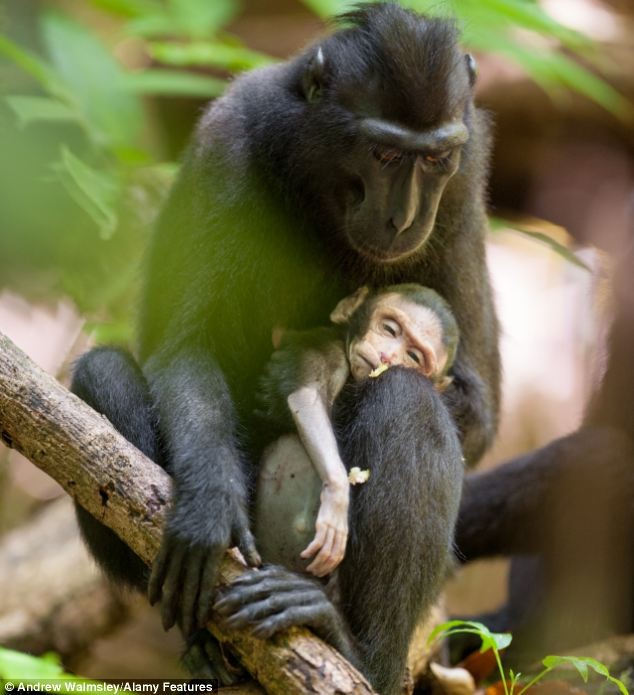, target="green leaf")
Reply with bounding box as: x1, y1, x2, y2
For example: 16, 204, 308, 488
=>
427, 619, 512, 651
543, 656, 589, 682
0, 648, 81, 681
5, 95, 80, 128
490, 218, 590, 271
40, 12, 143, 148
0, 647, 101, 691
54, 146, 120, 239
169, 0, 240, 38
0, 648, 63, 679
149, 40, 275, 71
88, 0, 161, 18
482, 631, 513, 652
0, 34, 71, 101
122, 69, 226, 97
299, 0, 373, 18
462, 0, 586, 49
500, 44, 632, 120
86, 319, 134, 344
125, 12, 175, 38
381, 0, 630, 121
542, 656, 630, 695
